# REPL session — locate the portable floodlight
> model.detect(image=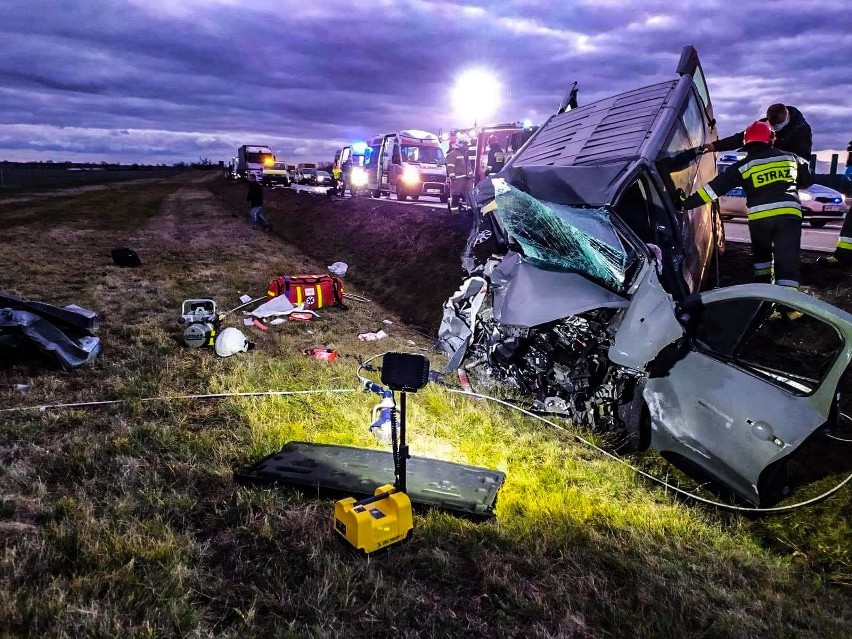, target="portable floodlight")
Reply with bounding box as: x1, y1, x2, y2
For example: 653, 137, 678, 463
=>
235, 354, 506, 551
333, 353, 429, 553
